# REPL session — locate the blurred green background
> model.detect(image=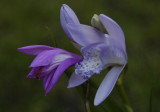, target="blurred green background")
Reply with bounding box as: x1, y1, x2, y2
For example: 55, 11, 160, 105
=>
0, 0, 160, 112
